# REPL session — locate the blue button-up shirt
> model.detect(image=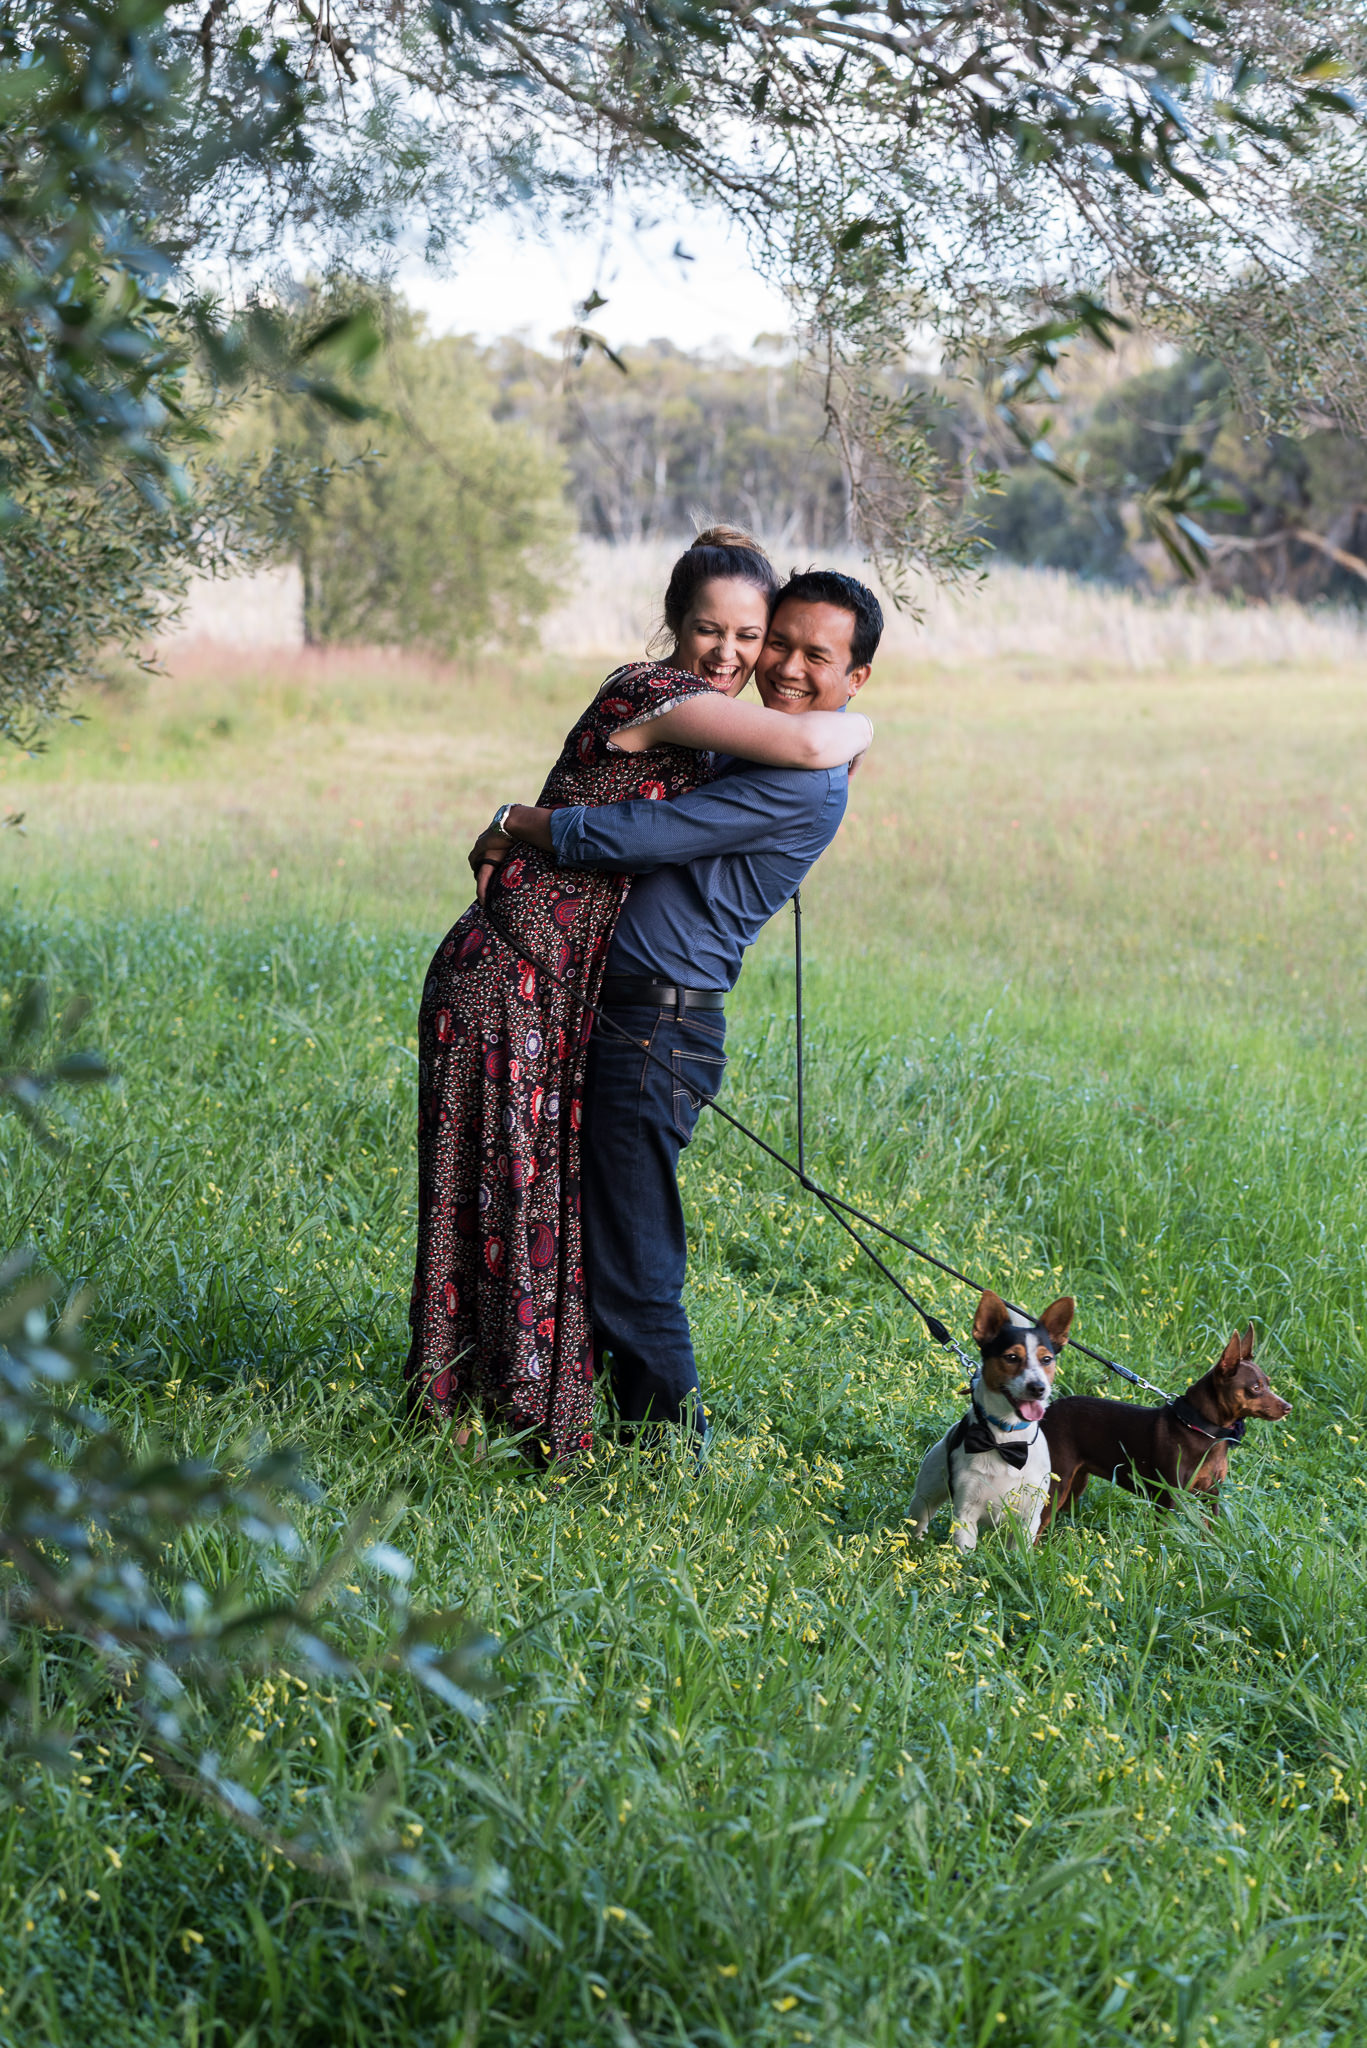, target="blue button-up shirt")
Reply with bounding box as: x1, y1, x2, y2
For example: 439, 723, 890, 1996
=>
547, 758, 848, 991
